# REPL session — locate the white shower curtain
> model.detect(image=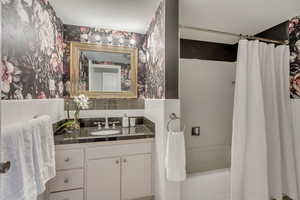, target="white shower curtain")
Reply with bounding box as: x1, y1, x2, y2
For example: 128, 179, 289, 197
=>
231, 40, 299, 200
